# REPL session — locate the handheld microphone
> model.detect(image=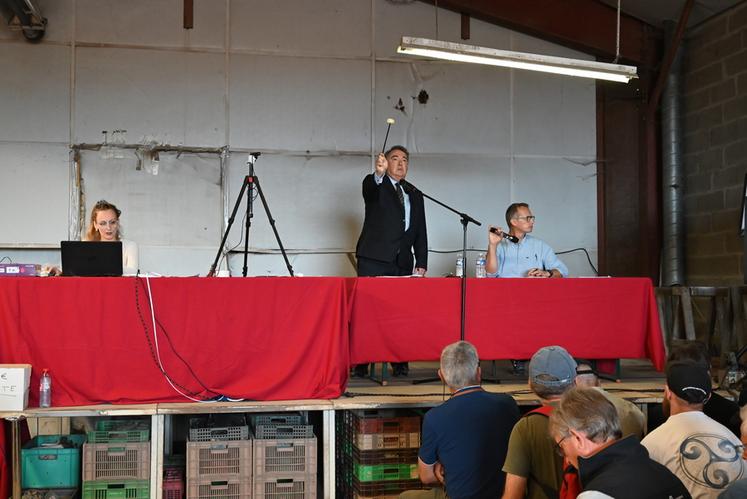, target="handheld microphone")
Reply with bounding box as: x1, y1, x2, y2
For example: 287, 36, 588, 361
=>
490, 227, 519, 243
